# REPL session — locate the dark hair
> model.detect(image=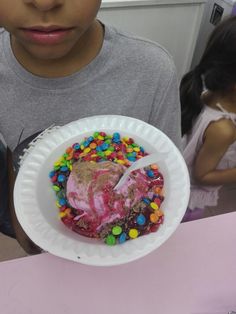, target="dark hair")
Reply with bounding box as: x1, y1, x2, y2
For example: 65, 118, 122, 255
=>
180, 16, 236, 135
